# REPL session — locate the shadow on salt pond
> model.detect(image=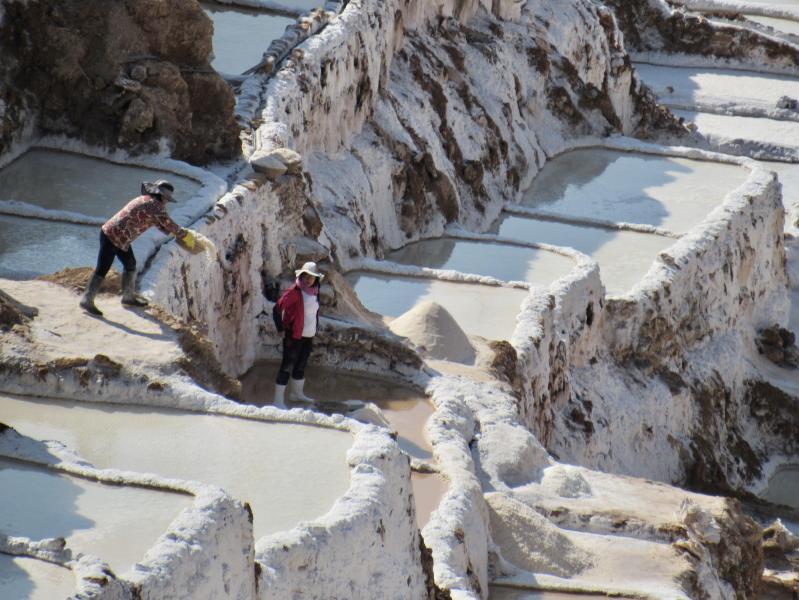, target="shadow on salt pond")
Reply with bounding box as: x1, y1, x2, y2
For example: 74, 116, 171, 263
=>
0, 457, 191, 576
521, 149, 749, 234
765, 465, 799, 509
202, 2, 296, 75
0, 395, 352, 540
240, 362, 449, 528
0, 553, 75, 600
489, 215, 675, 296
